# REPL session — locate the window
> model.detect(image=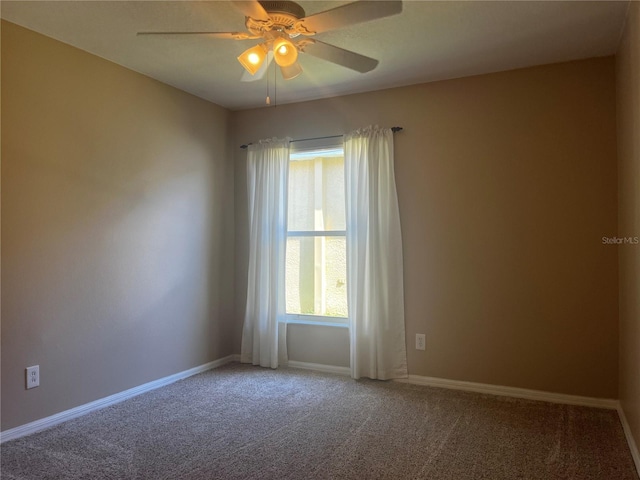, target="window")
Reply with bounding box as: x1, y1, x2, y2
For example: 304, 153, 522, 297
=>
286, 144, 348, 325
